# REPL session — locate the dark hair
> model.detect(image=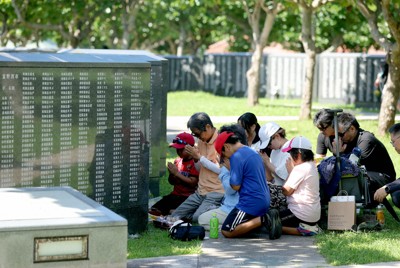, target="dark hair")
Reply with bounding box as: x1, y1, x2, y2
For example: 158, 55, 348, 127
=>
187, 112, 214, 131
337, 112, 359, 131
389, 123, 400, 135
289, 148, 314, 162
275, 128, 286, 139
237, 112, 261, 144
313, 109, 334, 130
219, 124, 247, 145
